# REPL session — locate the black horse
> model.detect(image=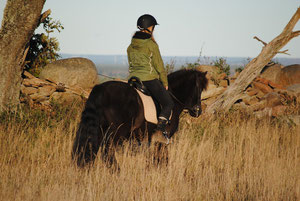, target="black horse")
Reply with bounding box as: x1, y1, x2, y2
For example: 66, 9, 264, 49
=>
72, 69, 208, 167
